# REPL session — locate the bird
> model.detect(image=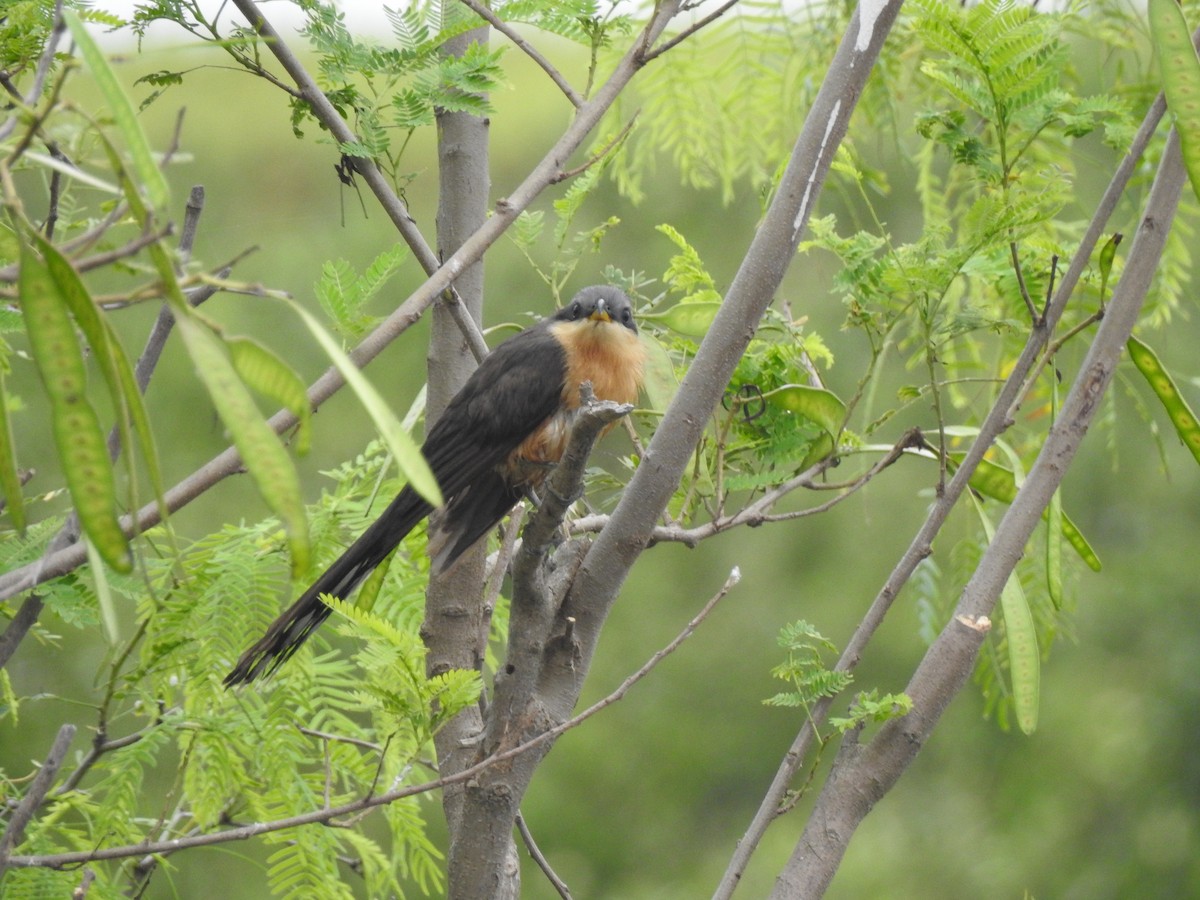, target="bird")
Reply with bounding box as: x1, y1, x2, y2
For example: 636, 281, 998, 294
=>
224, 285, 645, 686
